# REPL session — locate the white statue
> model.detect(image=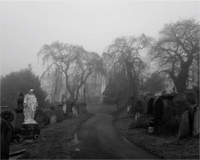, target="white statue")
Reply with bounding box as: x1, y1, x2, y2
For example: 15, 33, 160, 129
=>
23, 89, 38, 124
